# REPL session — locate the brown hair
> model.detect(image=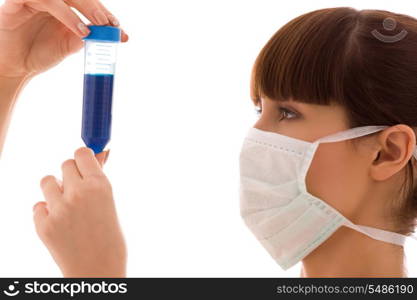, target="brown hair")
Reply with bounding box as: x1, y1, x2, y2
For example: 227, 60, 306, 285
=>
251, 7, 417, 234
